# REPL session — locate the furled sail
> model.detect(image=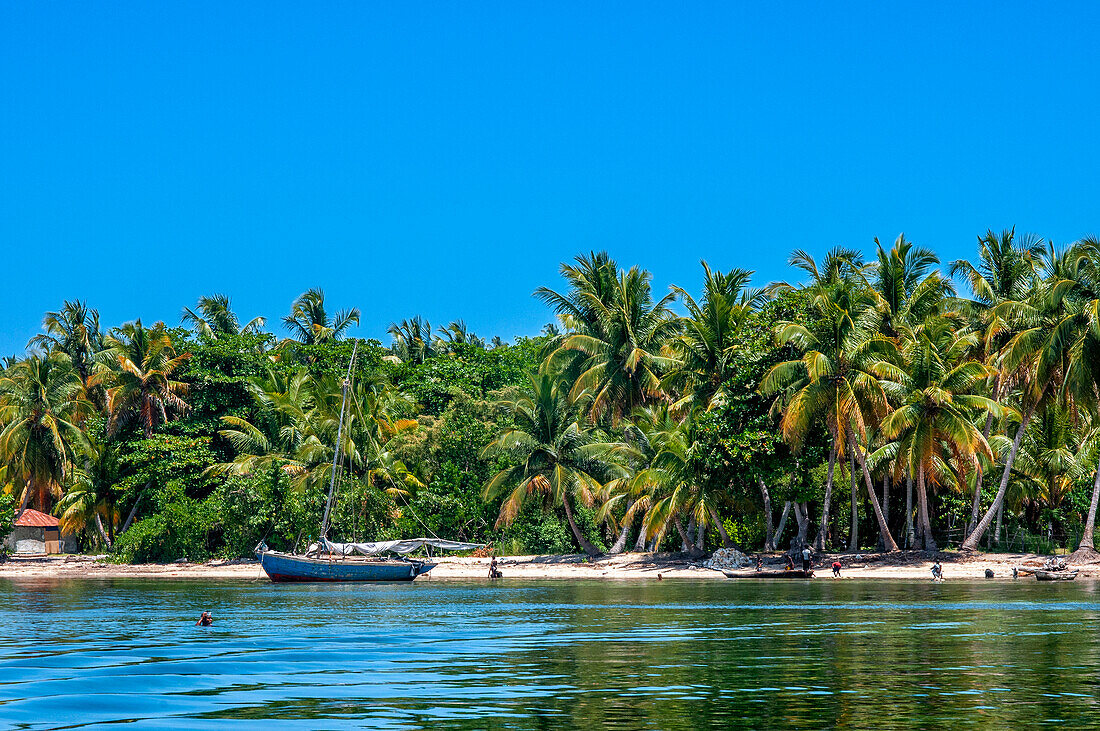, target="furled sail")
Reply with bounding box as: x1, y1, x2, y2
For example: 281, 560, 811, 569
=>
315, 538, 484, 557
